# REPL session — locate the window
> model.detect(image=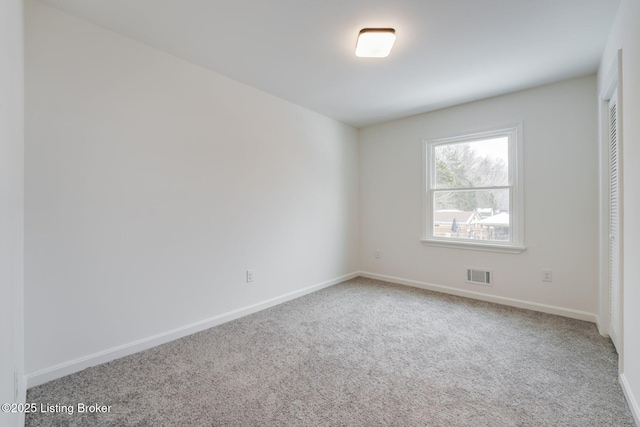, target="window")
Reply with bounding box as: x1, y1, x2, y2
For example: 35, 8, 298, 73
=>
422, 124, 524, 253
